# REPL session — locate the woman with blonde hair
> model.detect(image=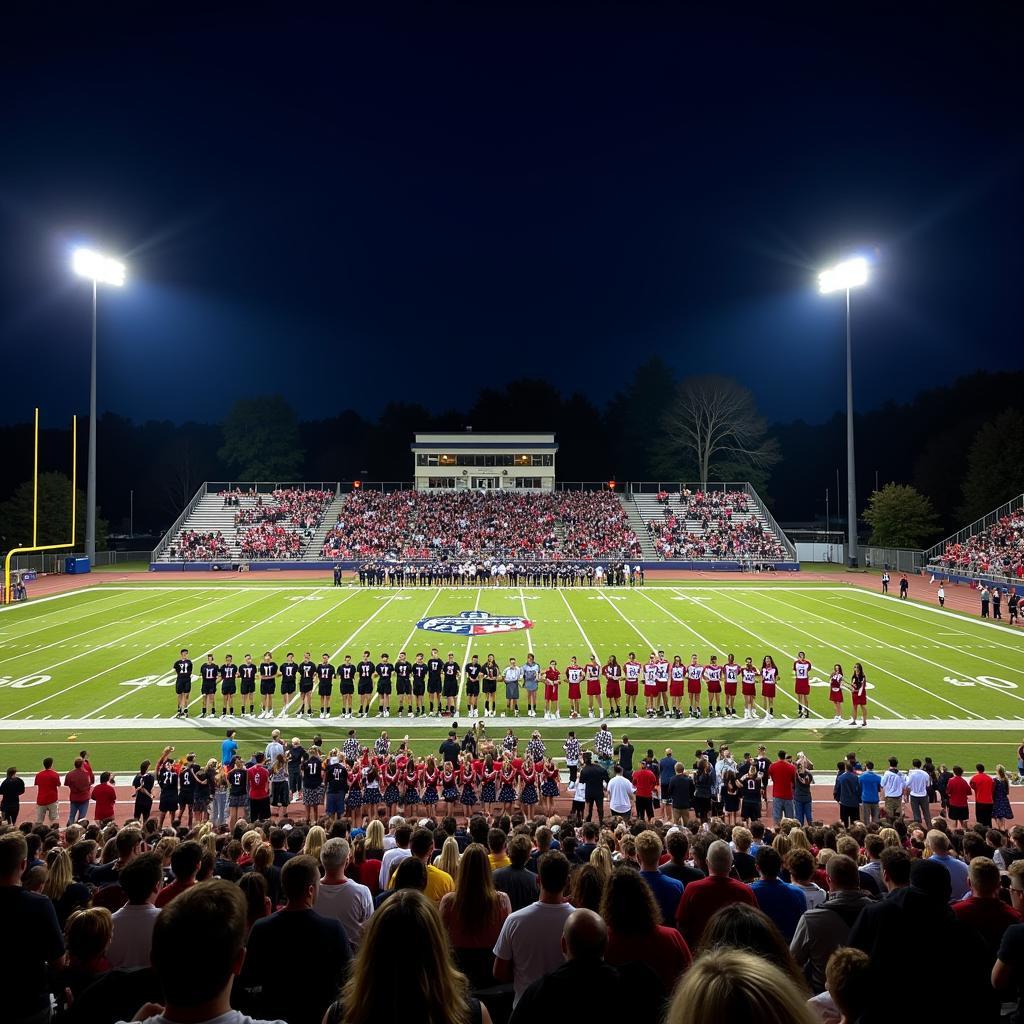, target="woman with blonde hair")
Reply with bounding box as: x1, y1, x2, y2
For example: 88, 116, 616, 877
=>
771, 832, 792, 861
44, 847, 91, 926
589, 844, 613, 882
666, 948, 818, 1024
364, 819, 386, 859
994, 764, 1014, 829
438, 843, 510, 987
303, 824, 327, 863
788, 828, 810, 851
325, 889, 490, 1024
435, 835, 461, 882
878, 826, 901, 848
